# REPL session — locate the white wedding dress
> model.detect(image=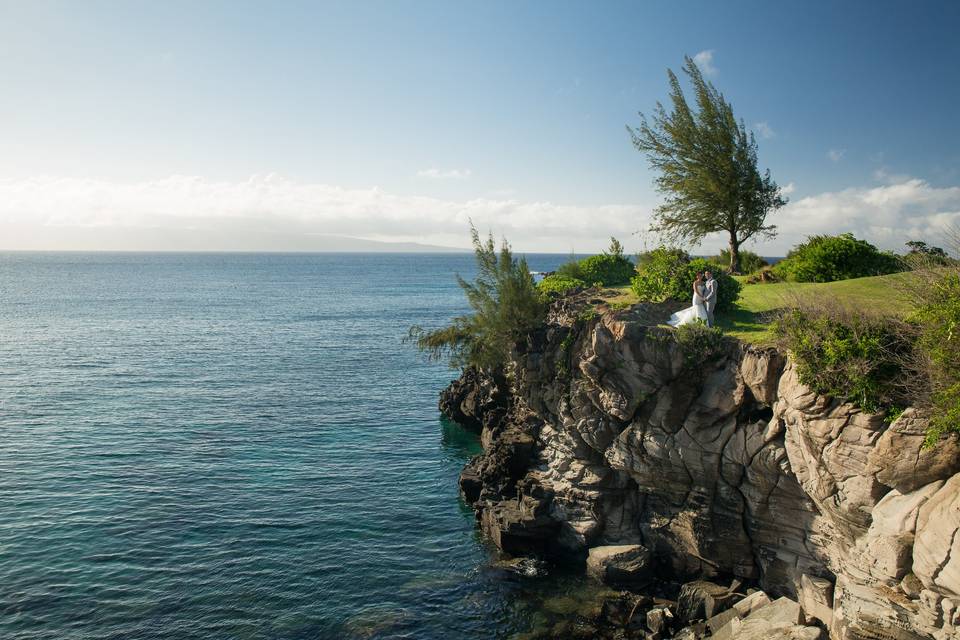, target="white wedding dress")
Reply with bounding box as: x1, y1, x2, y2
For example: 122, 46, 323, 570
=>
667, 286, 709, 327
